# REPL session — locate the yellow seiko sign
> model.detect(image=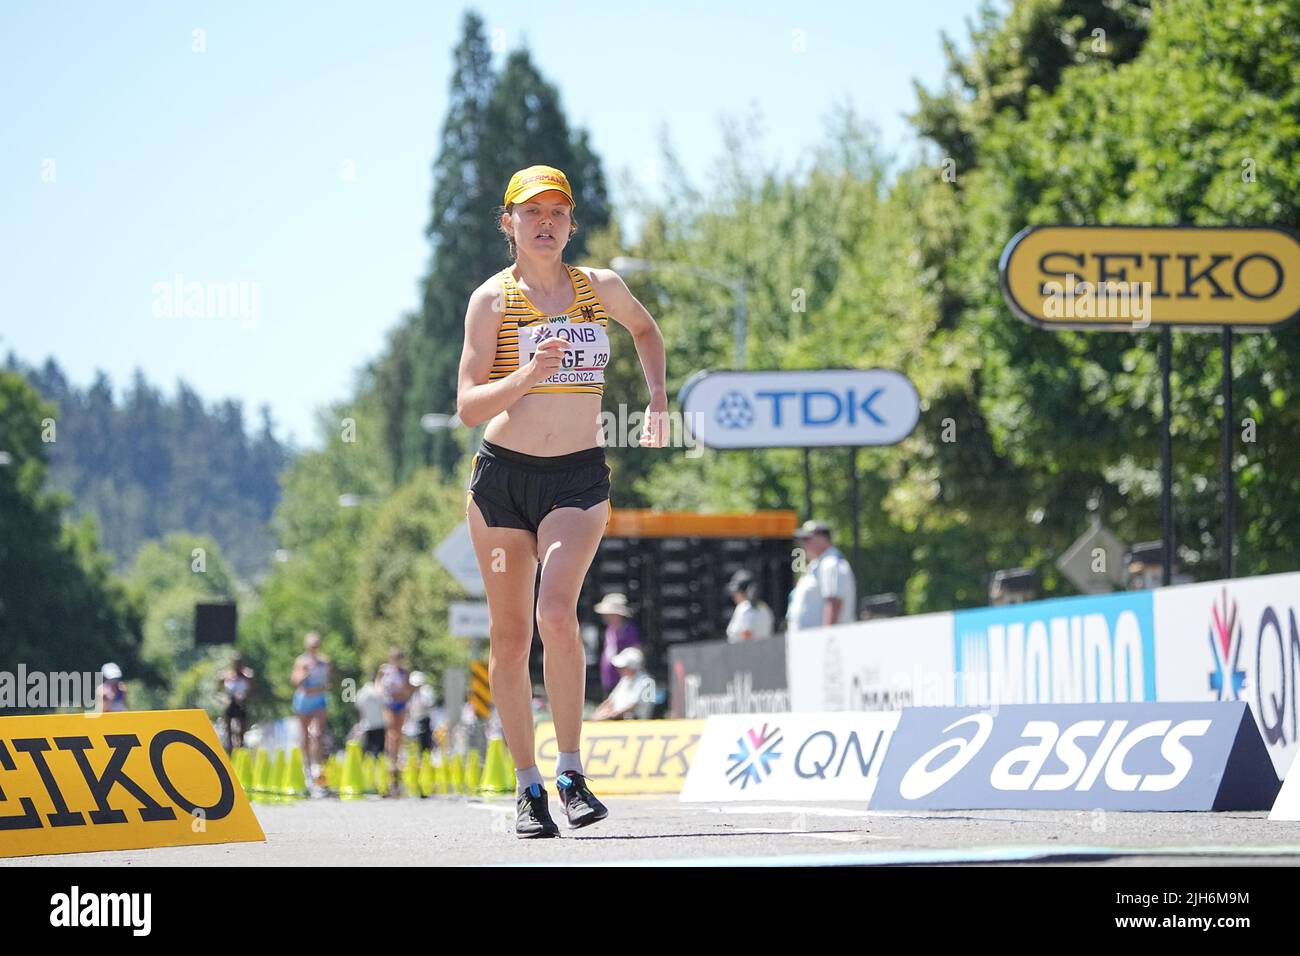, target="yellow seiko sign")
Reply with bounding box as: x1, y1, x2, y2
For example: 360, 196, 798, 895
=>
0, 710, 264, 858
999, 225, 1300, 330
533, 720, 703, 794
